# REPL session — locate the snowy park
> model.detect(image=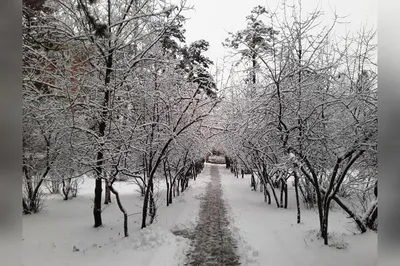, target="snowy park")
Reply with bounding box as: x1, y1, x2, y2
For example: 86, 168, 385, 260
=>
23, 163, 377, 266
23, 0, 377, 265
